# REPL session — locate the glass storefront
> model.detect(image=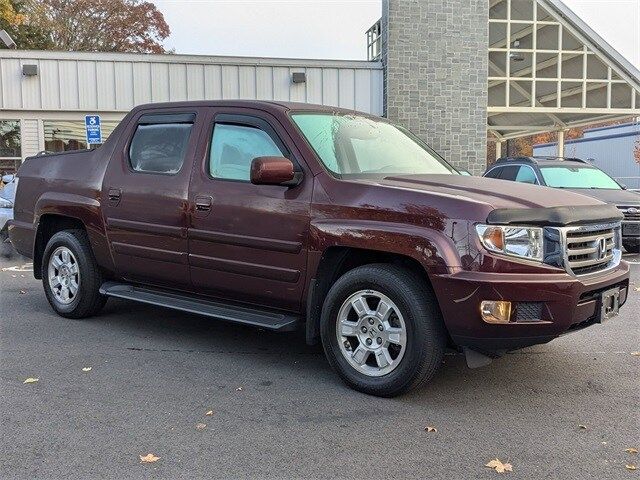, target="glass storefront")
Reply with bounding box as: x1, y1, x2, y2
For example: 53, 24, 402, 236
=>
44, 120, 118, 153
0, 120, 21, 174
